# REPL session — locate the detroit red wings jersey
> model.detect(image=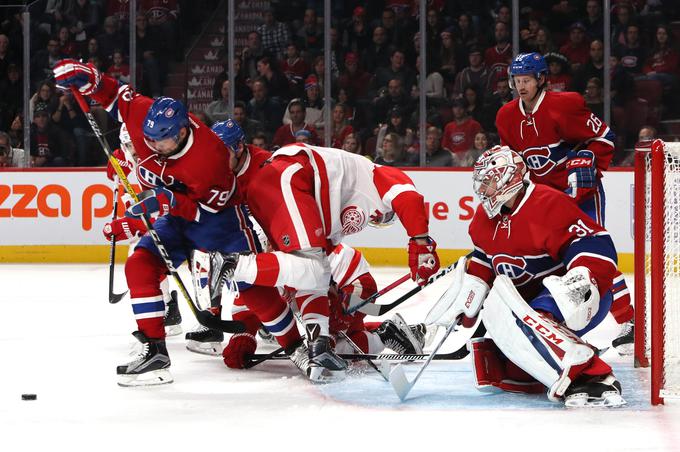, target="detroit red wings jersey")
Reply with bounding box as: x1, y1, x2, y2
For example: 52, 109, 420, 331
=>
466, 183, 618, 301
90, 77, 236, 222
328, 243, 371, 289
270, 144, 429, 245
495, 90, 614, 192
